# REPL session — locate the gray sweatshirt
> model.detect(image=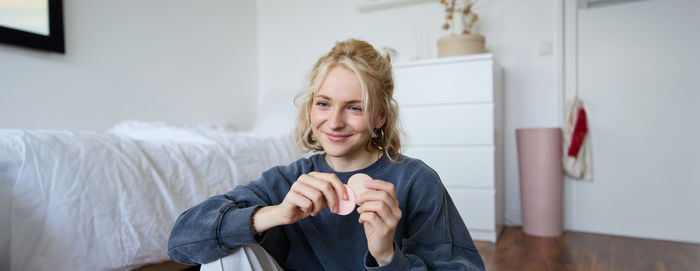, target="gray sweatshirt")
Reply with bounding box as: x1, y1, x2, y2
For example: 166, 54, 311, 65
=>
167, 154, 485, 270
